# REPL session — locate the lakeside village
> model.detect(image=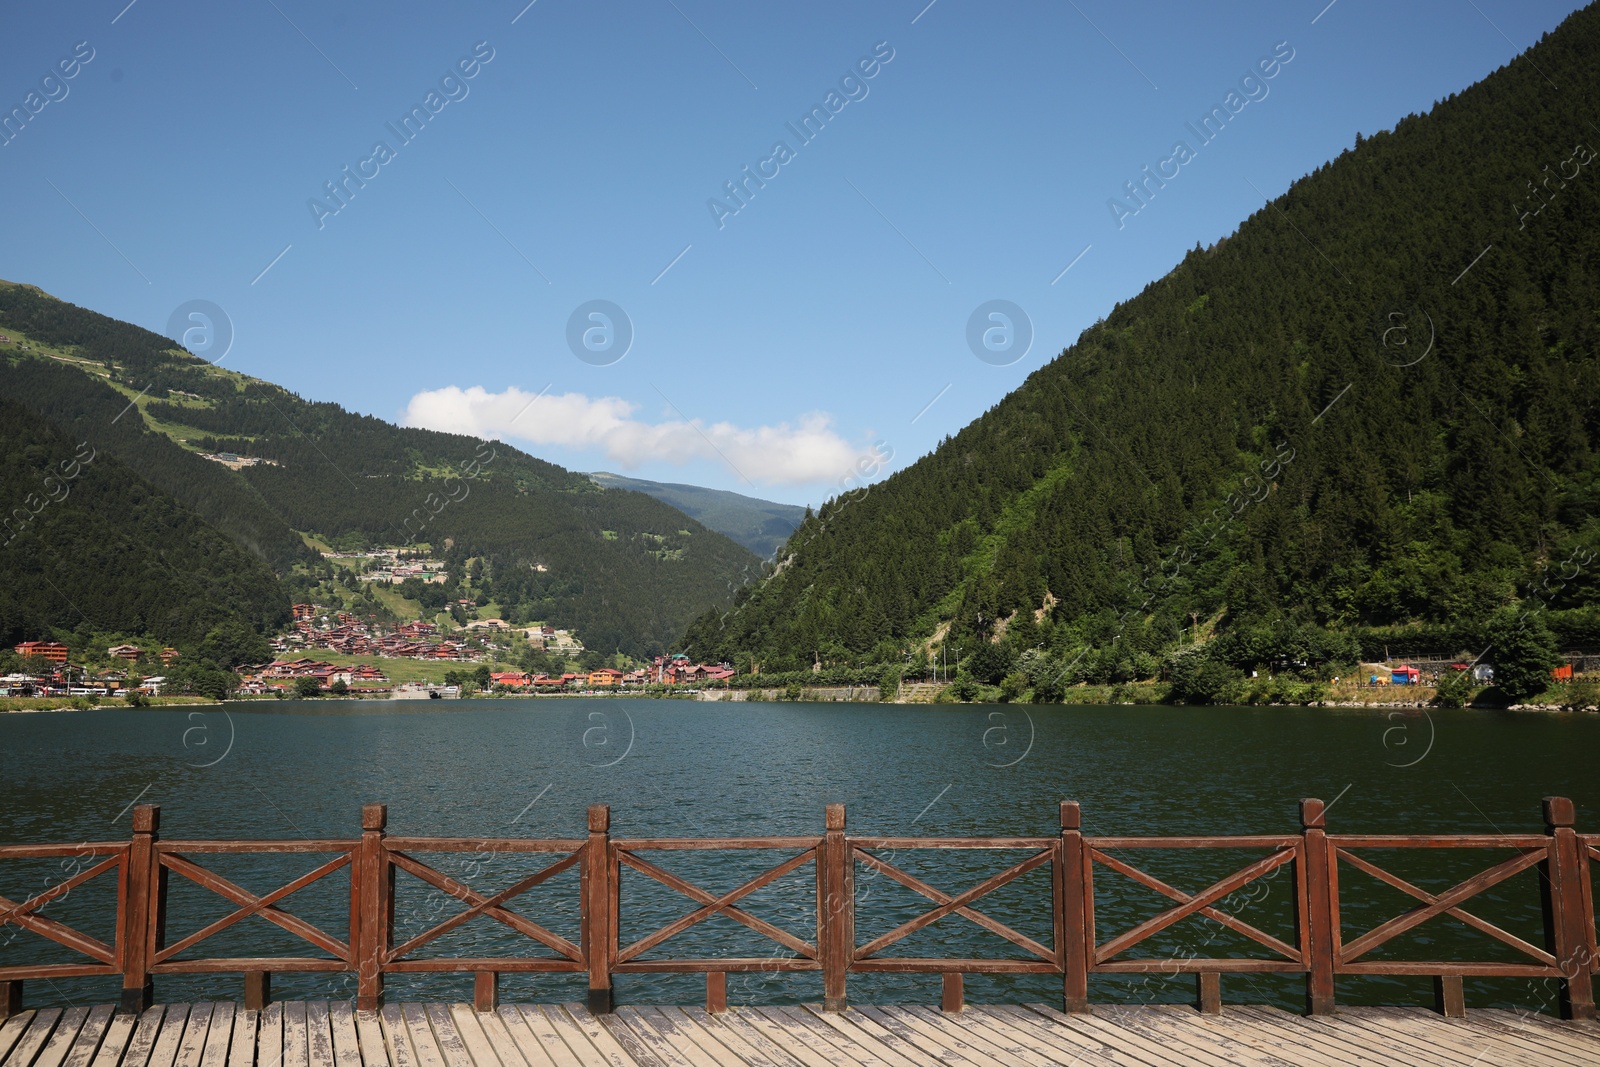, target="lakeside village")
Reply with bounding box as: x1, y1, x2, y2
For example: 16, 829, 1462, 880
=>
2, 607, 734, 702
1, 545, 739, 704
